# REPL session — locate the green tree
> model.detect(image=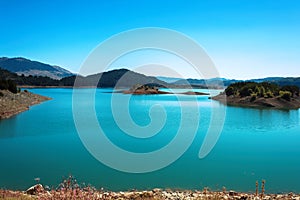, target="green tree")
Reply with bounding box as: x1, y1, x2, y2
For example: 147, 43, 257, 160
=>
225, 86, 234, 96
